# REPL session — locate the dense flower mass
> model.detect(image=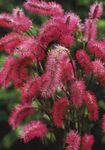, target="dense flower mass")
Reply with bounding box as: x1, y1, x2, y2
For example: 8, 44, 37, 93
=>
66, 130, 81, 150
20, 121, 48, 143
0, 0, 105, 149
